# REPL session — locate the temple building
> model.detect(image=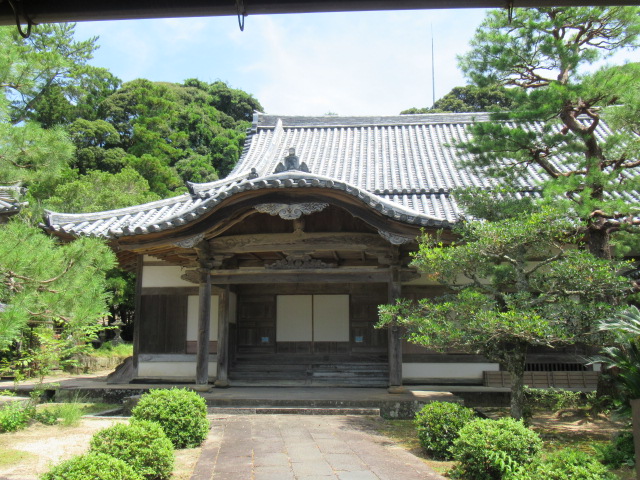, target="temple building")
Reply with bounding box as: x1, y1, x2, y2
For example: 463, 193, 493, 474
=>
42, 113, 602, 390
